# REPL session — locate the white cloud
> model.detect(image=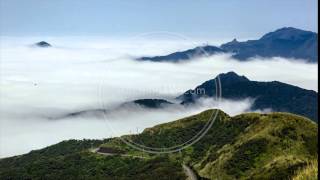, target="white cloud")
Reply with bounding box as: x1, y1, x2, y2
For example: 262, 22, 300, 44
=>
0, 37, 317, 157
